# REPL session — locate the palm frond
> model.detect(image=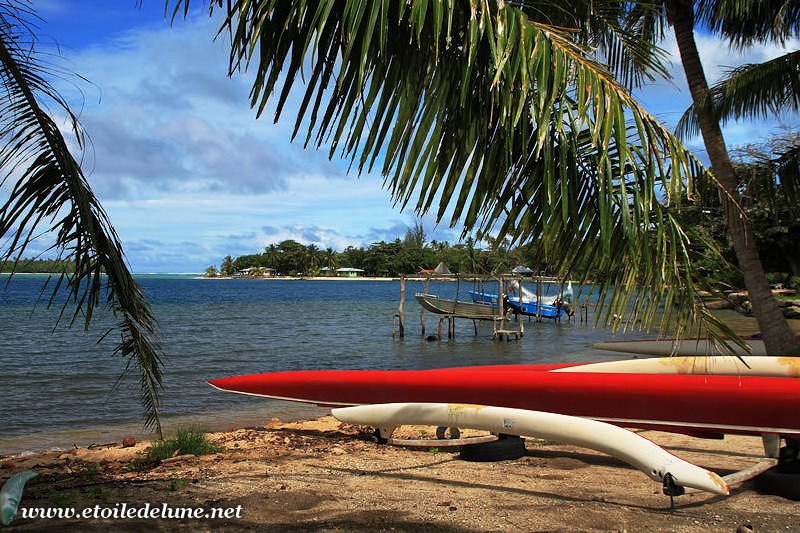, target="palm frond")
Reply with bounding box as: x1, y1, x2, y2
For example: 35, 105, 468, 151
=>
578, 0, 671, 89
511, 1, 672, 90
168, 0, 730, 342
698, 0, 800, 47
0, 2, 163, 435
676, 50, 800, 140
729, 129, 800, 204
774, 138, 800, 202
